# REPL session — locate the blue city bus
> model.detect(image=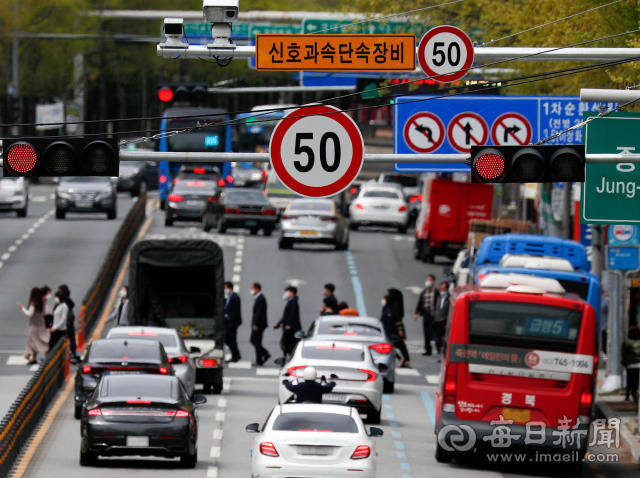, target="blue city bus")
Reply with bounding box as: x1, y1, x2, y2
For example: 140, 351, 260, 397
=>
158, 107, 232, 207
234, 108, 287, 155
